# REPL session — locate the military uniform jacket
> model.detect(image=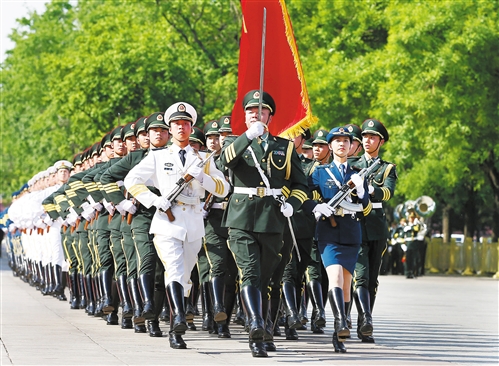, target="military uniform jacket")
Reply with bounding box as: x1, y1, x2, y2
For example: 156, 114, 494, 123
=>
100, 149, 159, 231
204, 155, 231, 238
349, 155, 397, 241
220, 134, 308, 233
125, 144, 229, 242
303, 162, 371, 245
